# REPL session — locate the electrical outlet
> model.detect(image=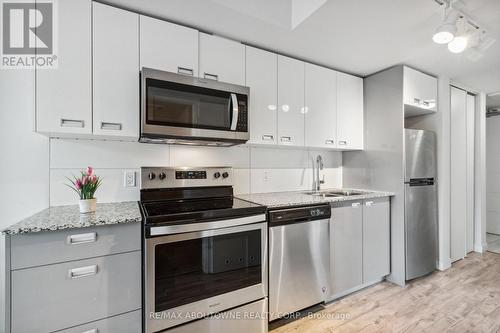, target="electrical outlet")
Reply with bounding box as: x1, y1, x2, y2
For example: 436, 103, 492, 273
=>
124, 170, 136, 187
264, 170, 271, 182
